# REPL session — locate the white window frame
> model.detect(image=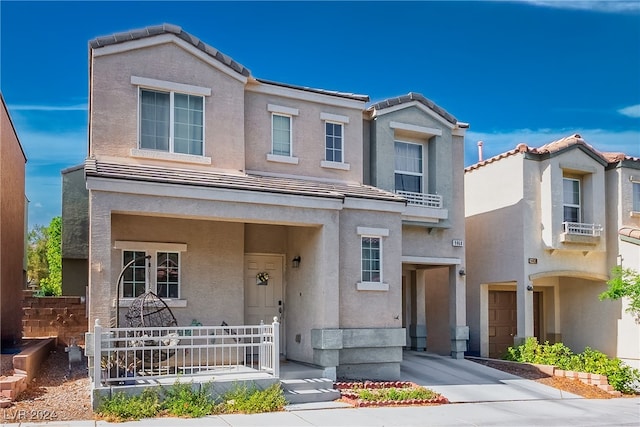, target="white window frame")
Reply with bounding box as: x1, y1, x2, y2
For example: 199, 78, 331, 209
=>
394, 140, 424, 194
319, 112, 351, 170
267, 104, 299, 164
324, 121, 344, 163
131, 77, 211, 164
563, 177, 581, 223
356, 227, 389, 291
114, 241, 188, 307
633, 182, 640, 214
